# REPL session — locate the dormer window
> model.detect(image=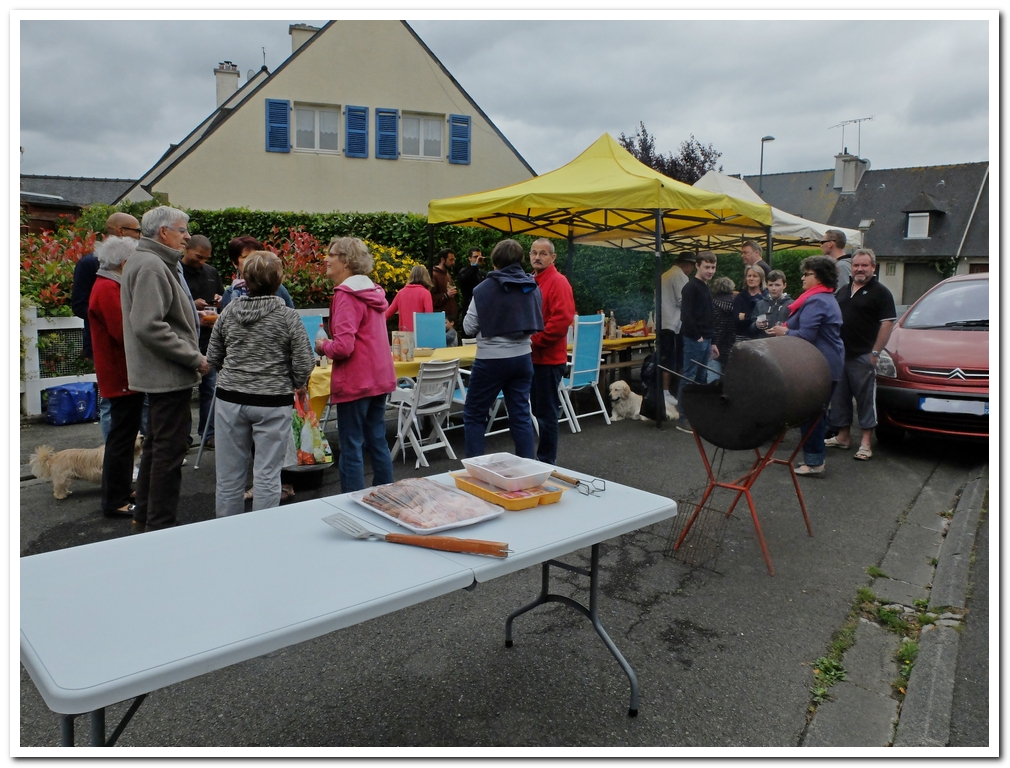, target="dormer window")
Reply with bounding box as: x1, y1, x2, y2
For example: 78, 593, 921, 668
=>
907, 212, 930, 239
